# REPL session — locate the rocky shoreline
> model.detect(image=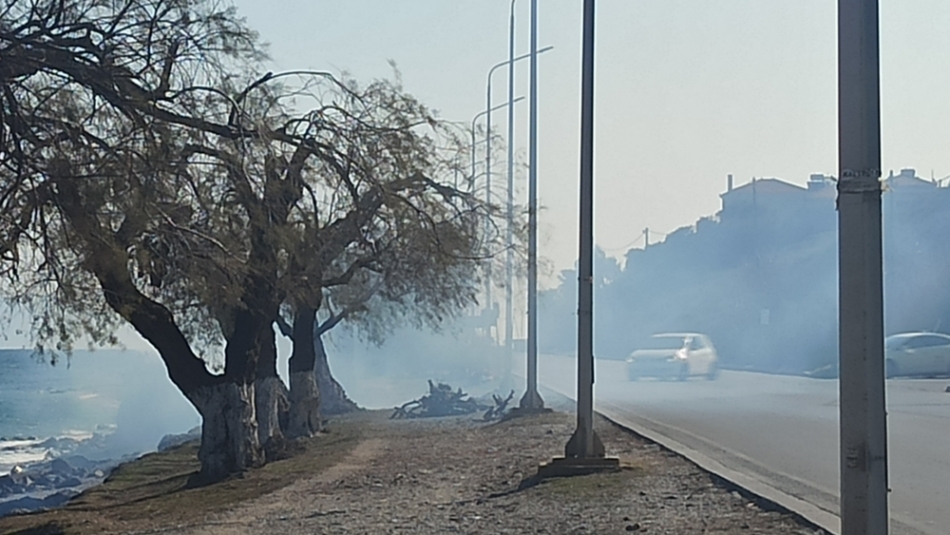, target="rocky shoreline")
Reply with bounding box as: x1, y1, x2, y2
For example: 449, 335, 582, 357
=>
0, 426, 201, 518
